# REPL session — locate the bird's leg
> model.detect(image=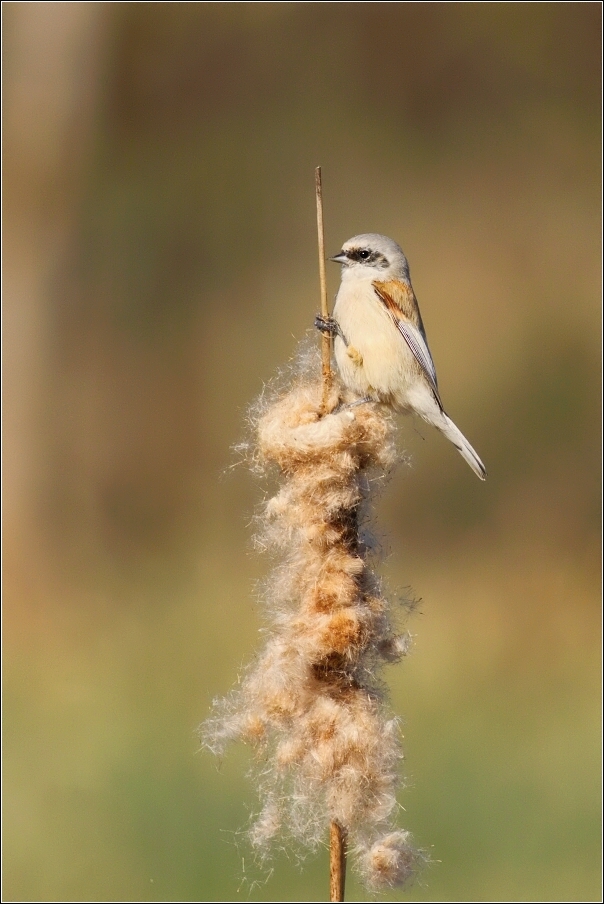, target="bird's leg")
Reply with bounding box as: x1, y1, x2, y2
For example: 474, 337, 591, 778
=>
314, 314, 348, 346
326, 396, 374, 415
315, 315, 363, 365
314, 315, 369, 412
346, 396, 374, 410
